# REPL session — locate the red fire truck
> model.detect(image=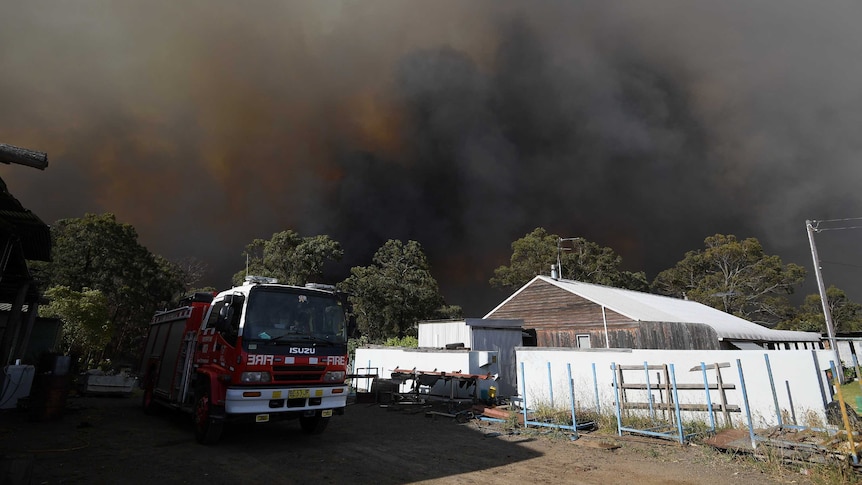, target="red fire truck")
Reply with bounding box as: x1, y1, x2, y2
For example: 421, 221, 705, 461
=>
139, 276, 349, 444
